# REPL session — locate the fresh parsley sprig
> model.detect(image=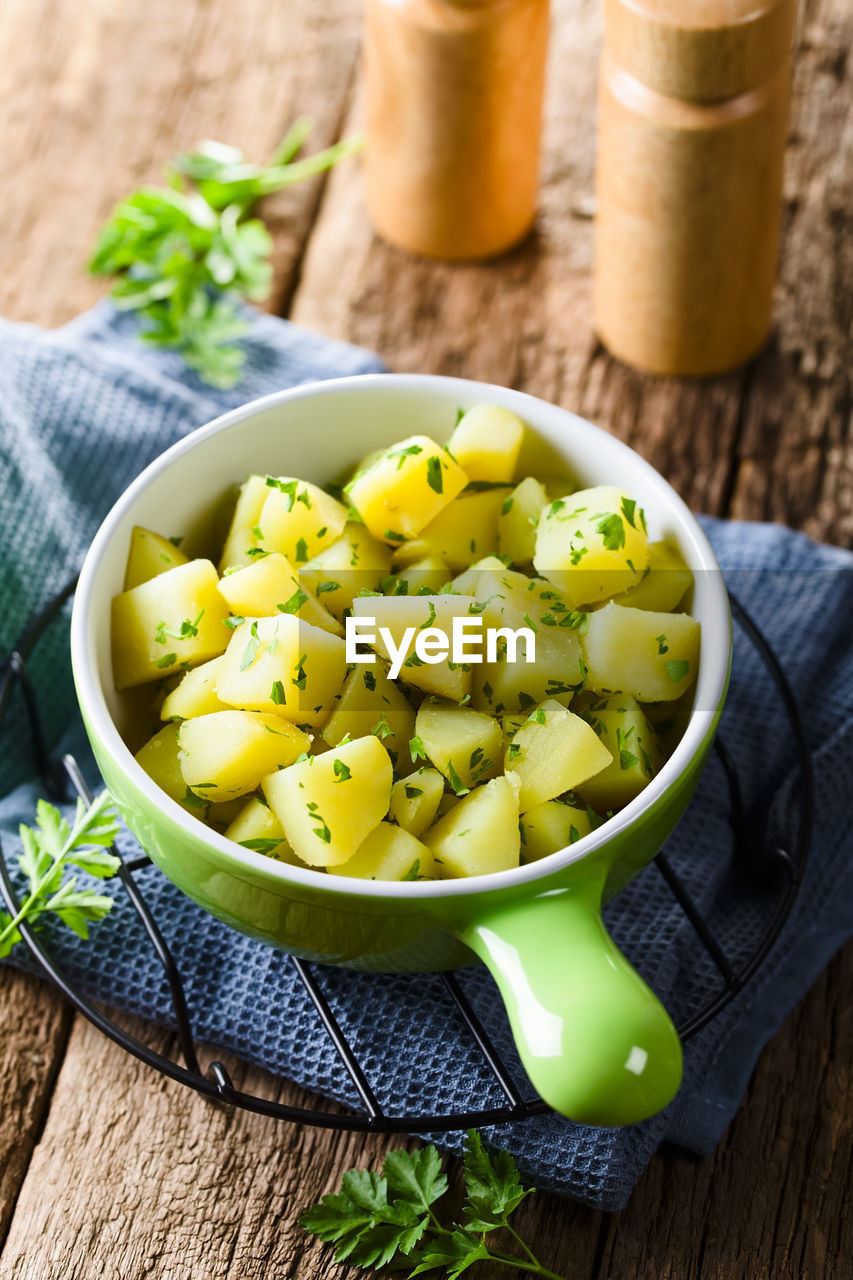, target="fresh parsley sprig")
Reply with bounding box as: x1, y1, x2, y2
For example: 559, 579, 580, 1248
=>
90, 119, 362, 388
300, 1130, 567, 1279
0, 792, 121, 958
